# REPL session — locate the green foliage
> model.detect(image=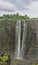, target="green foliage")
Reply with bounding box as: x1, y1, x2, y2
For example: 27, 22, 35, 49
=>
0, 54, 8, 65
0, 13, 30, 20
